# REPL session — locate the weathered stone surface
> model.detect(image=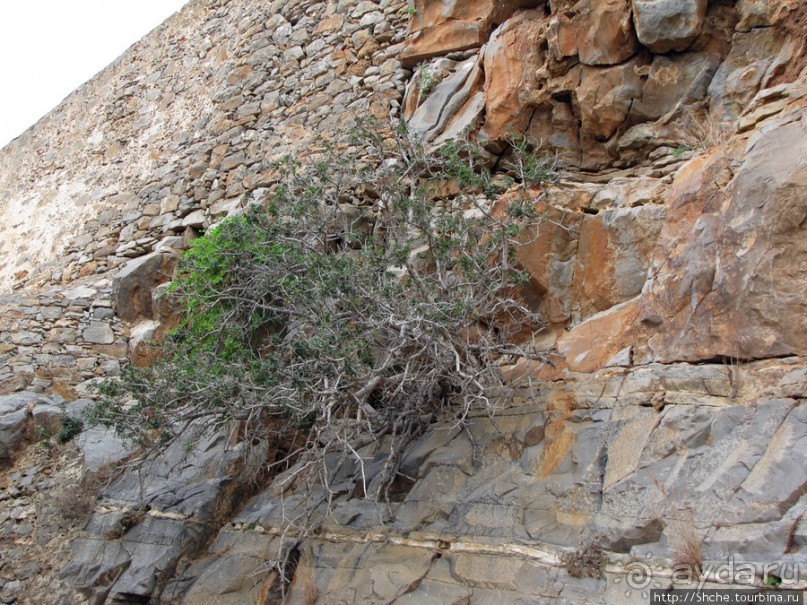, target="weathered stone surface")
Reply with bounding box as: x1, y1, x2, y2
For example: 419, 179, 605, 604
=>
514, 200, 584, 325
128, 319, 162, 368
707, 27, 789, 123
578, 59, 645, 141
736, 0, 773, 31
82, 321, 114, 345
64, 424, 268, 603
400, 0, 543, 67
558, 298, 640, 372
524, 89, 582, 166
182, 209, 207, 229
0, 392, 39, 464
405, 56, 483, 143
112, 251, 178, 323
30, 402, 62, 436
588, 175, 667, 210
636, 119, 807, 363
0, 0, 806, 602
570, 204, 665, 322
631, 0, 707, 54
632, 50, 723, 122
163, 357, 807, 601
77, 427, 133, 473
398, 0, 802, 172
478, 11, 546, 146
549, 0, 638, 66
